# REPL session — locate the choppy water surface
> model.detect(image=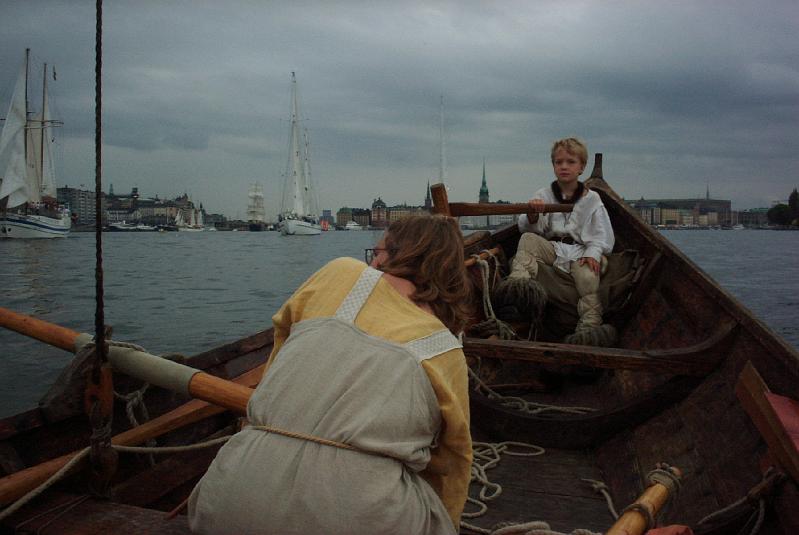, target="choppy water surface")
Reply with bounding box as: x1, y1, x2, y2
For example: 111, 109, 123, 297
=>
1, 228, 797, 417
